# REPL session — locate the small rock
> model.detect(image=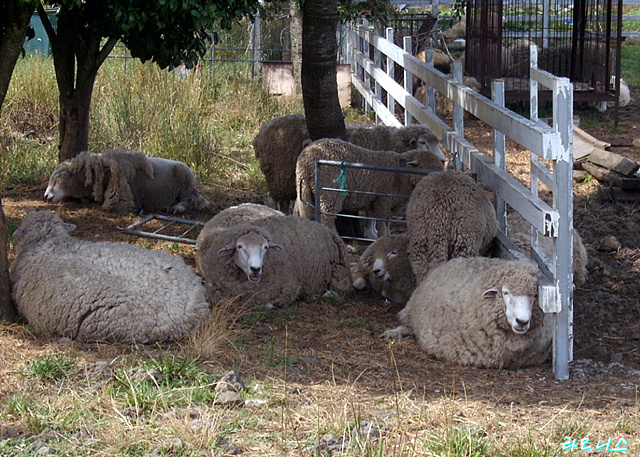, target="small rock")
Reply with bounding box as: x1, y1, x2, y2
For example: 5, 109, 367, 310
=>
598, 235, 621, 252
57, 337, 73, 345
215, 371, 246, 393
214, 390, 245, 408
